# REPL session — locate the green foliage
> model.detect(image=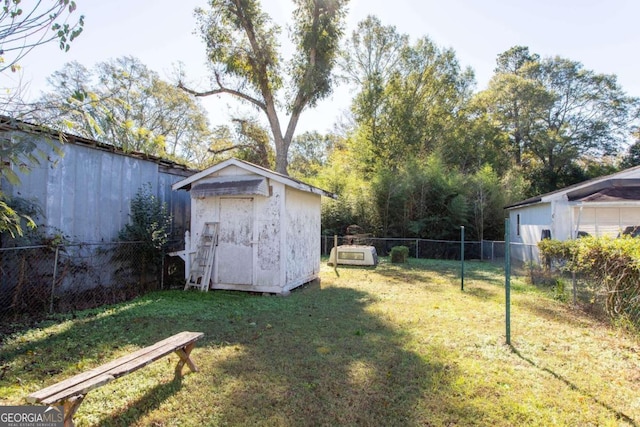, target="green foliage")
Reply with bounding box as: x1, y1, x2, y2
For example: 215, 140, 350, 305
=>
288, 131, 335, 180
390, 245, 409, 263
620, 137, 640, 169
342, 23, 474, 171
552, 279, 568, 303
226, 118, 274, 169
479, 45, 639, 194
0, 195, 36, 239
33, 57, 214, 166
119, 184, 171, 250
466, 164, 505, 241
0, 0, 84, 73
118, 185, 172, 285
191, 0, 348, 174
538, 236, 640, 319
